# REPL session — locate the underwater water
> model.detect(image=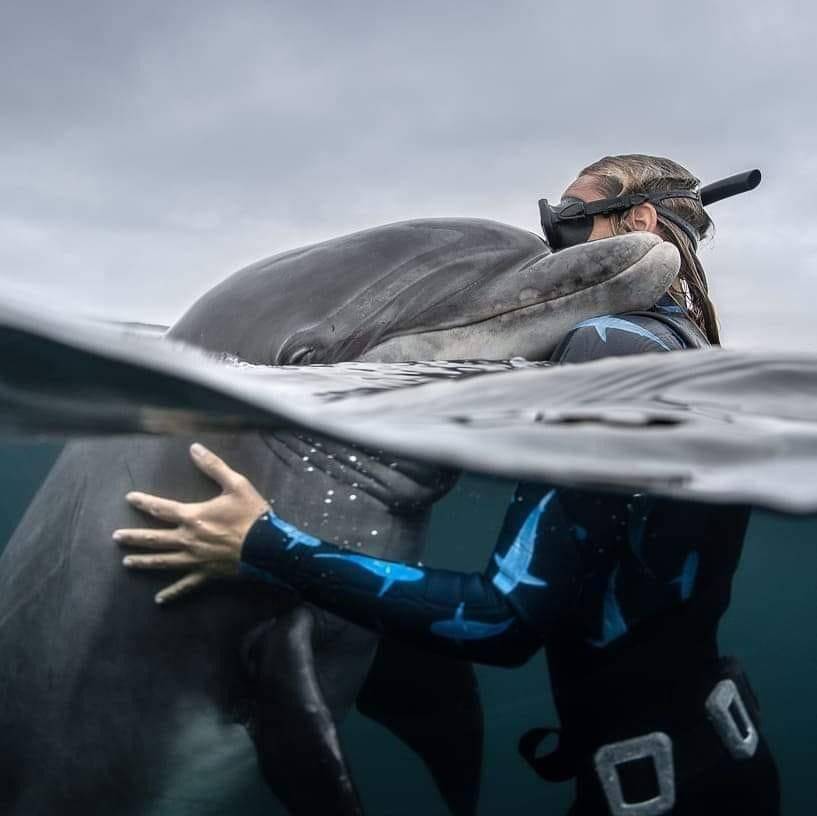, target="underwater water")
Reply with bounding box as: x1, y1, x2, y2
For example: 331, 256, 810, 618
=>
1, 441, 815, 814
